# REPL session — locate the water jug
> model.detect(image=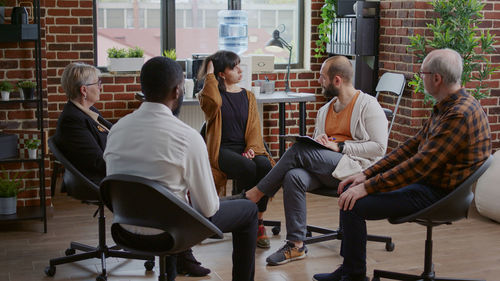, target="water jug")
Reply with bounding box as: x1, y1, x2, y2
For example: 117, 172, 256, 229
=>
218, 10, 248, 54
